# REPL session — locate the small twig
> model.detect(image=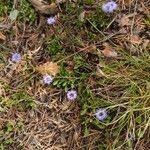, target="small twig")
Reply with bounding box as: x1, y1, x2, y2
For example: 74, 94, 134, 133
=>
87, 19, 117, 46
13, 0, 18, 9
95, 32, 120, 46
56, 45, 92, 63
105, 15, 117, 30
130, 0, 138, 35
0, 23, 13, 30
16, 22, 26, 51
0, 44, 11, 51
